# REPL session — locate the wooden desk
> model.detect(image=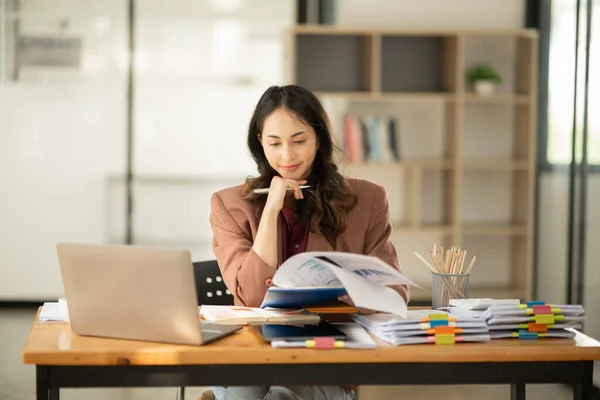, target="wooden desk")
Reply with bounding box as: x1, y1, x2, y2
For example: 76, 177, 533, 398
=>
23, 309, 600, 400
